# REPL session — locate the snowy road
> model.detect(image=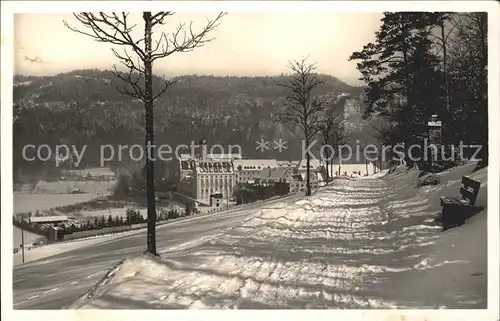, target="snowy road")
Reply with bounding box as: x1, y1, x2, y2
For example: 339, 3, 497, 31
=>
13, 165, 488, 310
13, 195, 301, 309
72, 165, 488, 309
